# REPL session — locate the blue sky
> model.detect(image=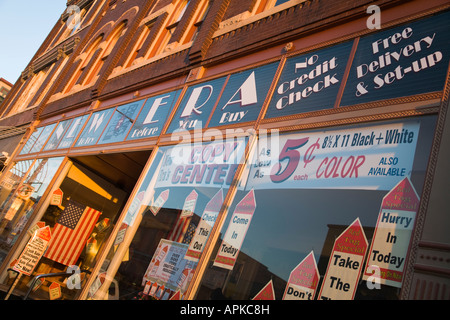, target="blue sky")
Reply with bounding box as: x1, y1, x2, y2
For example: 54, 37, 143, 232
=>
0, 1, 67, 84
